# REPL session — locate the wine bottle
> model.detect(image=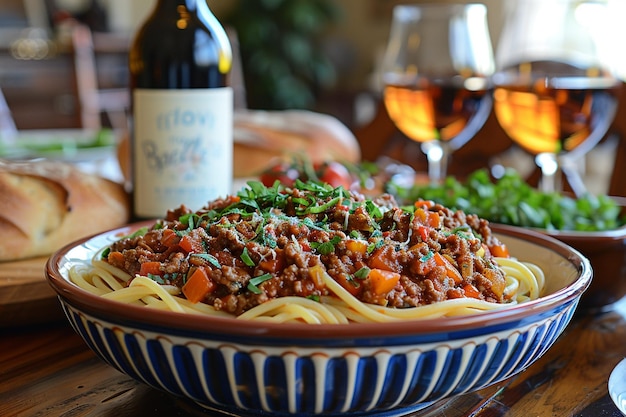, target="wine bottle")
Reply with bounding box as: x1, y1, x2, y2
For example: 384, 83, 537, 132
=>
129, 0, 233, 219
